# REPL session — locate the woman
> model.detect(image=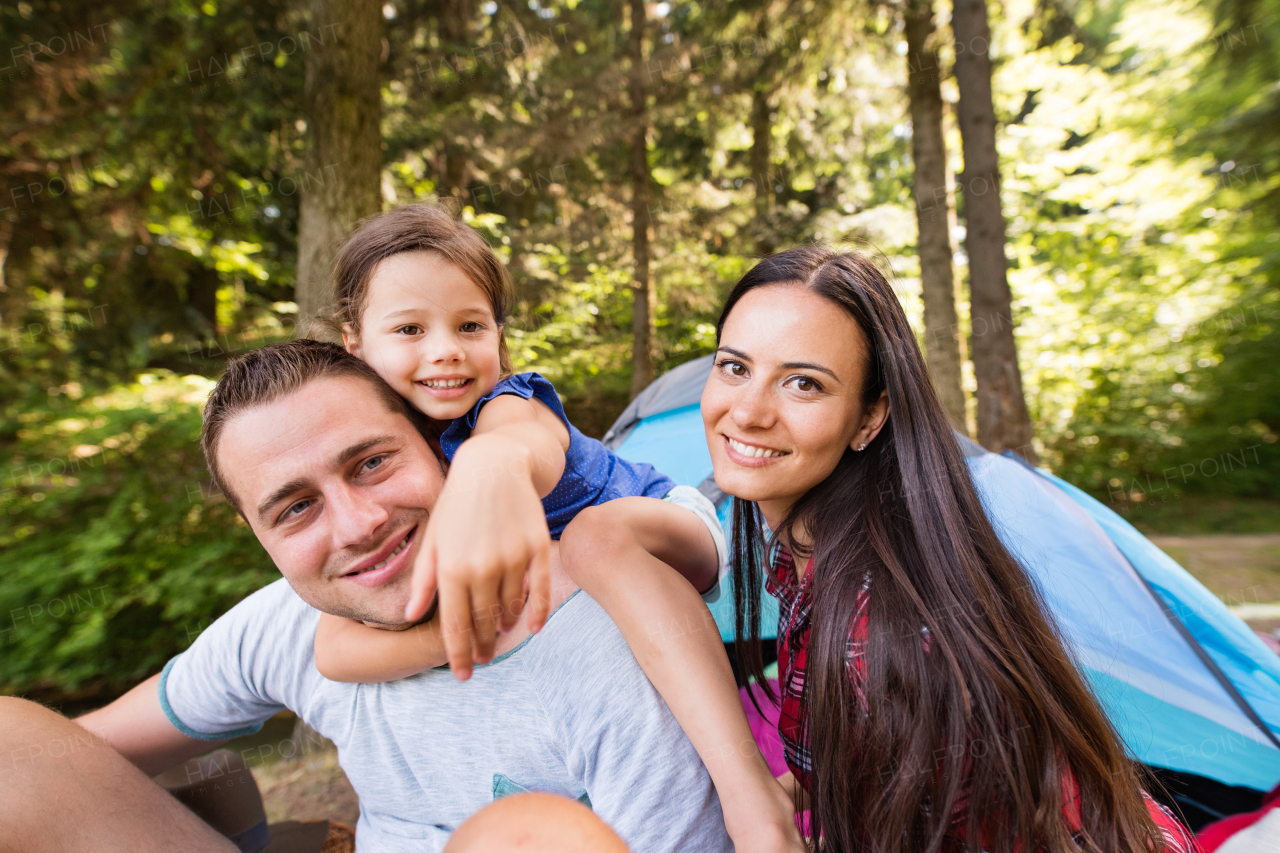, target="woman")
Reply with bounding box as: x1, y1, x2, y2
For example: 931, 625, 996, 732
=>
702, 247, 1196, 853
